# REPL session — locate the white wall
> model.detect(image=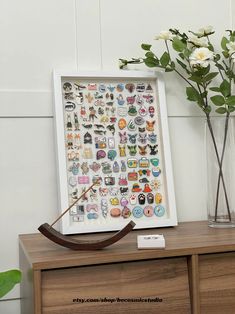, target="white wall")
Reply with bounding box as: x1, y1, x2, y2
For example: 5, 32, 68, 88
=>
0, 0, 234, 313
